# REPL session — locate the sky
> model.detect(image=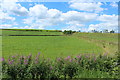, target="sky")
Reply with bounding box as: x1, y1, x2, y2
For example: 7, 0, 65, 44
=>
0, 0, 118, 32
